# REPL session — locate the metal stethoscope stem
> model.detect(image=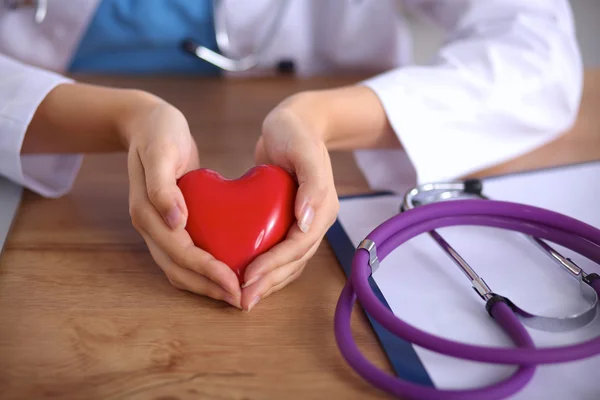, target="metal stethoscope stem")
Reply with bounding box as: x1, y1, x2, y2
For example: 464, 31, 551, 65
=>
4, 0, 293, 73
401, 180, 599, 332
182, 0, 293, 72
